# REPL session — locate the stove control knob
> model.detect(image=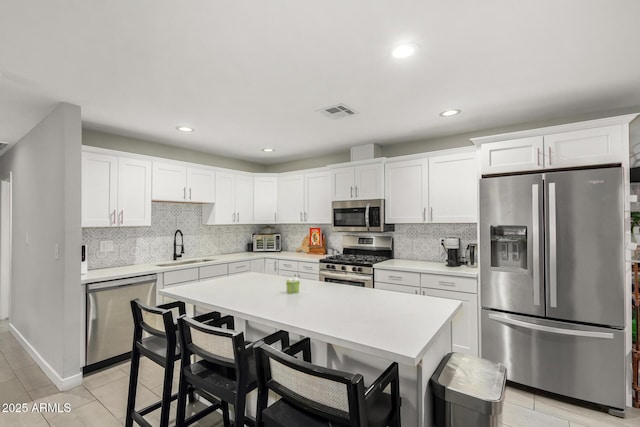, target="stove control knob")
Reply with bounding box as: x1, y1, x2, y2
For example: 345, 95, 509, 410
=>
357, 267, 363, 273
341, 266, 346, 271
351, 266, 357, 272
